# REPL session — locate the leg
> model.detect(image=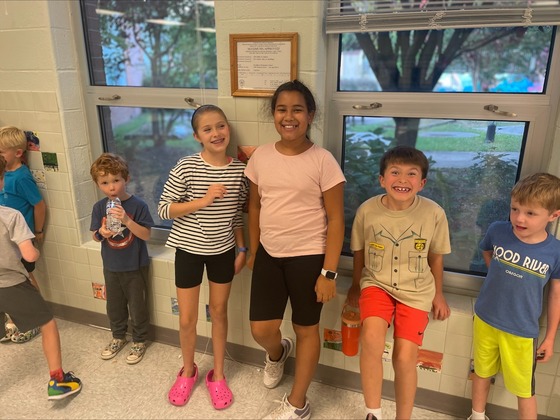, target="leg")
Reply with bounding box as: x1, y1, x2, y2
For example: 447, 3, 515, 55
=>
28, 271, 40, 291
177, 285, 200, 378
251, 319, 284, 360
288, 323, 320, 408
104, 270, 129, 339
392, 338, 419, 420
361, 317, 389, 411
123, 267, 150, 343
518, 395, 537, 420
41, 318, 62, 372
208, 280, 232, 380
472, 373, 492, 413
